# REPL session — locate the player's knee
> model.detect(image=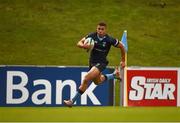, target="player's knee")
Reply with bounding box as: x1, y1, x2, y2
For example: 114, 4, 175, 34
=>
93, 81, 99, 85
92, 78, 100, 85
83, 74, 90, 84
